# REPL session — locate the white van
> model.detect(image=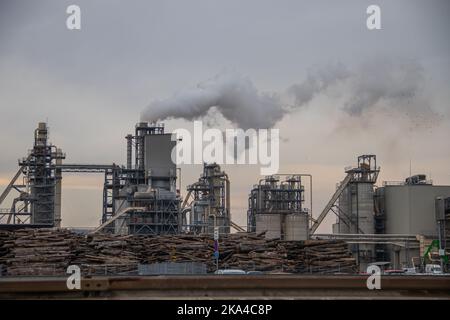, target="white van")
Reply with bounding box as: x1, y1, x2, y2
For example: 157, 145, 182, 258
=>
425, 264, 443, 275
214, 269, 246, 275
